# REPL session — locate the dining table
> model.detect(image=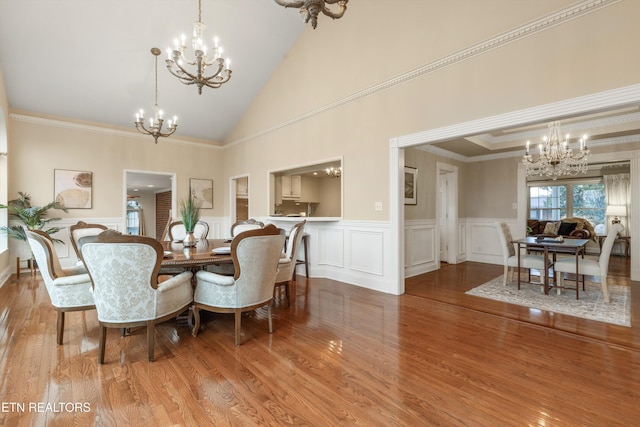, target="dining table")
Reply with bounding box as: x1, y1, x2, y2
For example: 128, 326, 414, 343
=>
161, 238, 233, 271
512, 236, 589, 296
